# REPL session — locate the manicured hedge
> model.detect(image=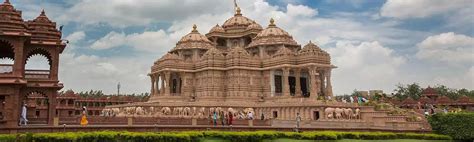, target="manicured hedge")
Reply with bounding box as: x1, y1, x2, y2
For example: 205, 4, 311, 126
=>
0, 131, 451, 142
428, 112, 474, 140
